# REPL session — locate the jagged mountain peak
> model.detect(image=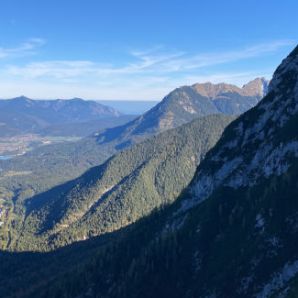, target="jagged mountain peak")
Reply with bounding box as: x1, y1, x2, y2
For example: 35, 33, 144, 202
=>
192, 77, 269, 99
192, 82, 242, 98
241, 77, 269, 97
